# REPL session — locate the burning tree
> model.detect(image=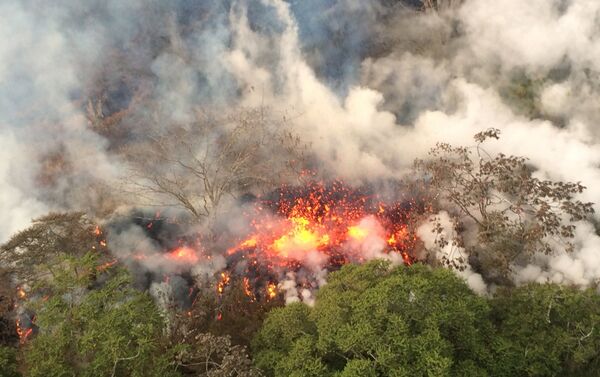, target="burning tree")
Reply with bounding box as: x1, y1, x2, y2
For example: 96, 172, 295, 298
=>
415, 129, 594, 281
121, 108, 306, 226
